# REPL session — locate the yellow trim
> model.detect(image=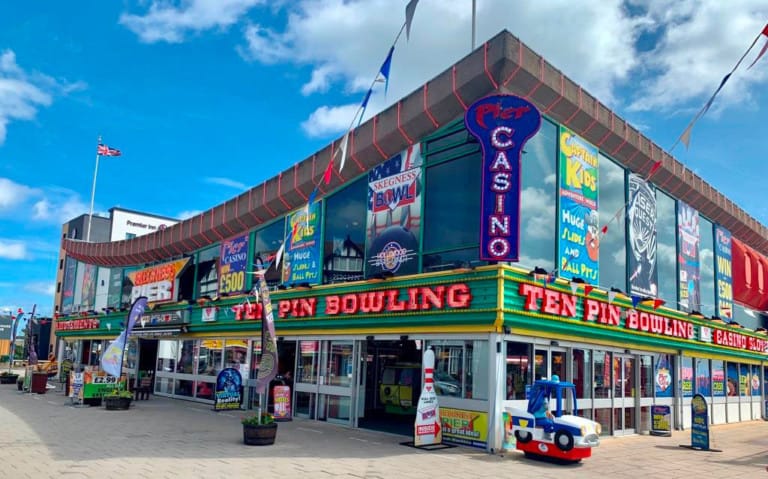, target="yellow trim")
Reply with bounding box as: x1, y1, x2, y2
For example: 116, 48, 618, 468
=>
493, 269, 504, 332
183, 324, 495, 338
511, 328, 679, 354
